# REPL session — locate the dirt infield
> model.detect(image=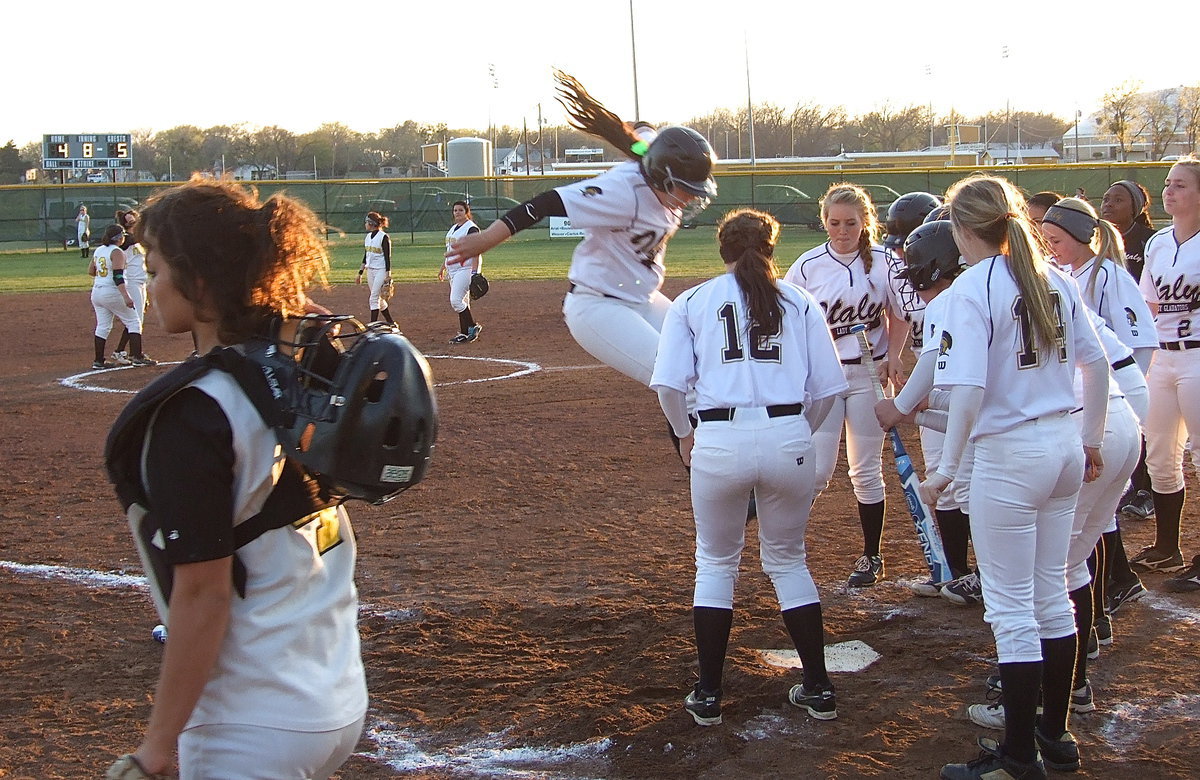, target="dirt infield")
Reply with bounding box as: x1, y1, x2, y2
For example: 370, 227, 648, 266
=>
1, 279, 1197, 779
